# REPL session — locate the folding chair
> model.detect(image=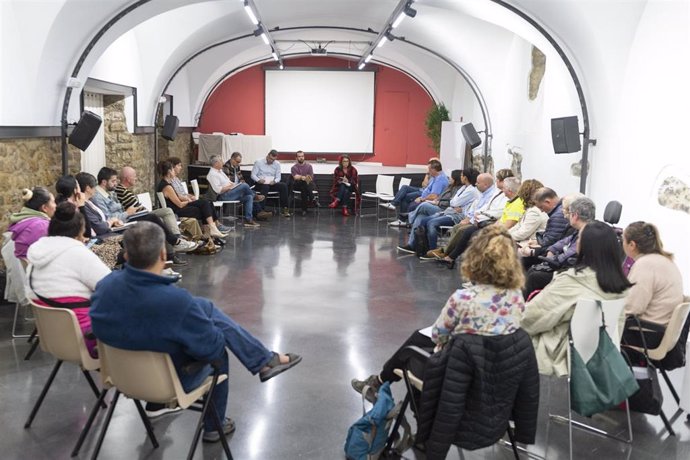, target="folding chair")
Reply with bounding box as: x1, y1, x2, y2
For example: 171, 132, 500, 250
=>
156, 192, 167, 209
23, 301, 107, 457
360, 175, 394, 220
378, 177, 412, 221
623, 297, 690, 406
549, 298, 637, 460
291, 189, 319, 214
90, 342, 232, 460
